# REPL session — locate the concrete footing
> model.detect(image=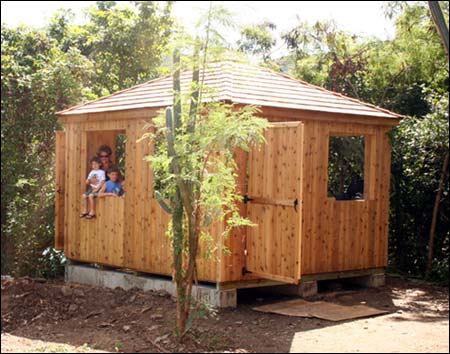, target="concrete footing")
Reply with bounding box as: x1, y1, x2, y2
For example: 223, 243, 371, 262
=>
65, 263, 236, 308
65, 263, 385, 307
